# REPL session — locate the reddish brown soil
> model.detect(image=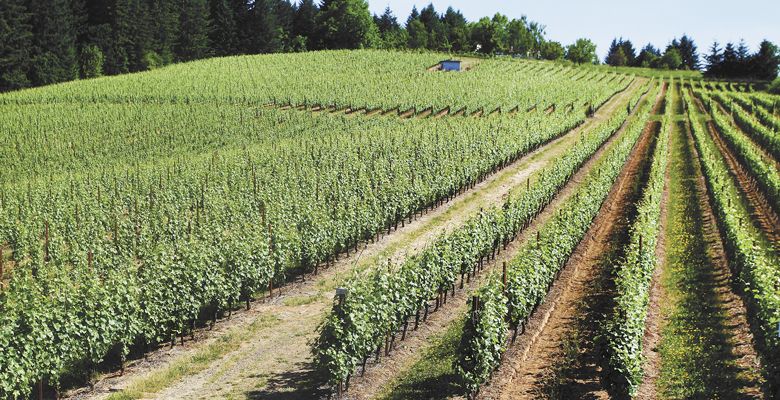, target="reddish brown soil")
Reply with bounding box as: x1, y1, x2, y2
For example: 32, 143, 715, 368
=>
434, 108, 451, 118
399, 108, 416, 118
680, 121, 765, 398
635, 136, 671, 400
417, 107, 433, 118
347, 82, 649, 400
66, 80, 646, 400
481, 89, 664, 400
